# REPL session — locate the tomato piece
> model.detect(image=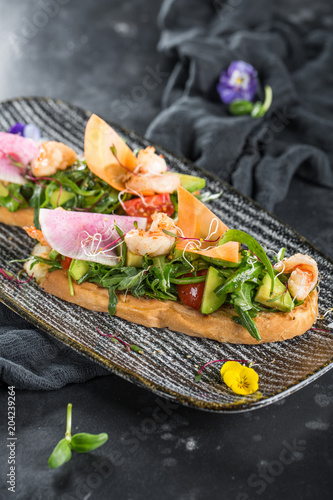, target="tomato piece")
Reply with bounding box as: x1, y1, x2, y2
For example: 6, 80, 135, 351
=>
61, 256, 72, 270
122, 193, 175, 222
177, 269, 207, 310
